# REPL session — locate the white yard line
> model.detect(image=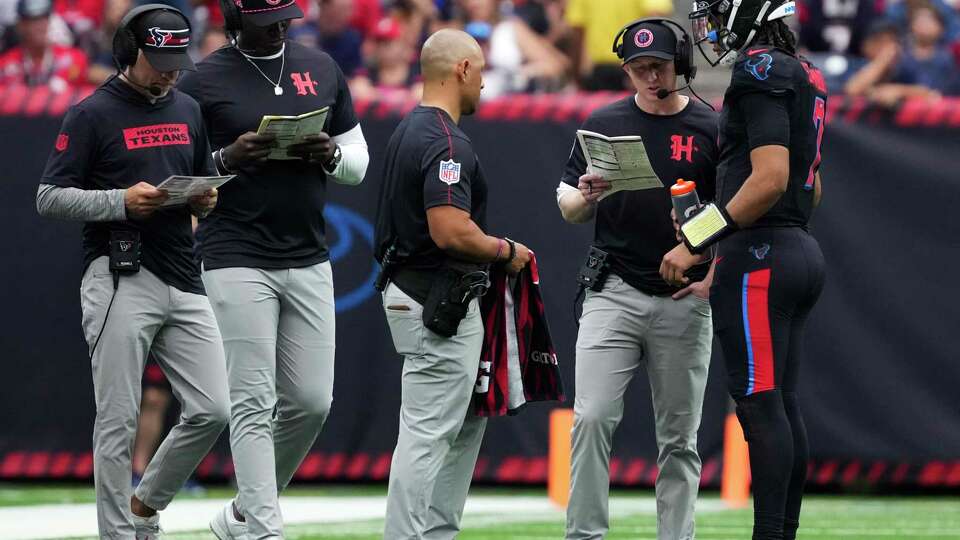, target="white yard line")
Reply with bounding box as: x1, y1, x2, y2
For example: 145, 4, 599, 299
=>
0, 496, 731, 540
